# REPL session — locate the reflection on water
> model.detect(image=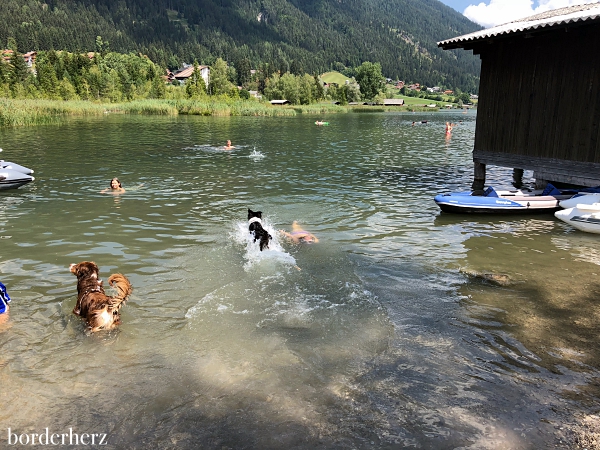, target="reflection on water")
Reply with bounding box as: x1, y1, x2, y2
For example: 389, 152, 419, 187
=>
0, 112, 599, 448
